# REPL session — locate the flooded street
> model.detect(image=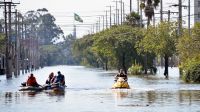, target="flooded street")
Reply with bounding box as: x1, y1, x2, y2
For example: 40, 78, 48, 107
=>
0, 66, 200, 112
